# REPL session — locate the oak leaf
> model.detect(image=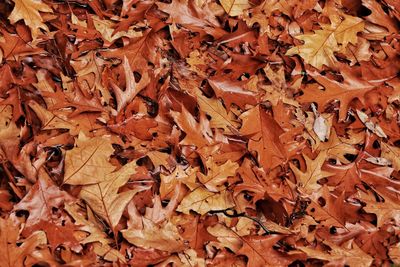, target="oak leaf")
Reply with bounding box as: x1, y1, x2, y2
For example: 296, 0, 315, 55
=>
100, 30, 163, 73
238, 235, 302, 266
0, 218, 47, 267
196, 90, 240, 134
287, 14, 364, 69
171, 105, 214, 148
290, 151, 333, 194
380, 142, 400, 171
14, 170, 75, 228
160, 165, 198, 199
64, 203, 126, 263
157, 0, 225, 37
298, 240, 373, 267
298, 68, 375, 121
177, 187, 235, 215
240, 105, 286, 170
63, 132, 115, 185
122, 217, 185, 253
111, 56, 150, 112
8, 0, 52, 39
207, 223, 242, 253
220, 0, 251, 16
198, 158, 239, 192
80, 161, 150, 229
286, 28, 339, 69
